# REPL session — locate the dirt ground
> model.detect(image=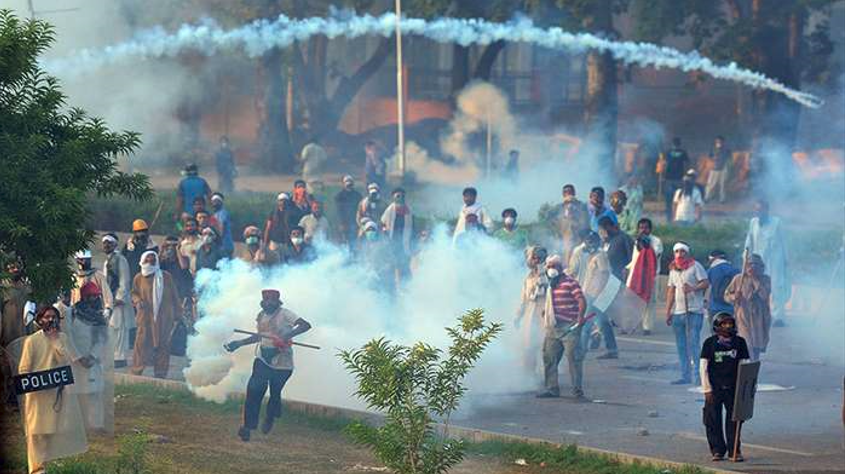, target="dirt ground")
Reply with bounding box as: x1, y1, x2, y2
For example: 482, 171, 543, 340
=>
0, 385, 533, 474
